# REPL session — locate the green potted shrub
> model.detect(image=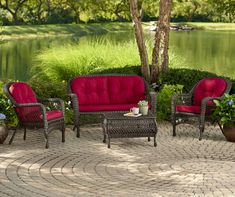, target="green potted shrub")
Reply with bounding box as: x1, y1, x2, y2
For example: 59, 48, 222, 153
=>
213, 94, 235, 142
